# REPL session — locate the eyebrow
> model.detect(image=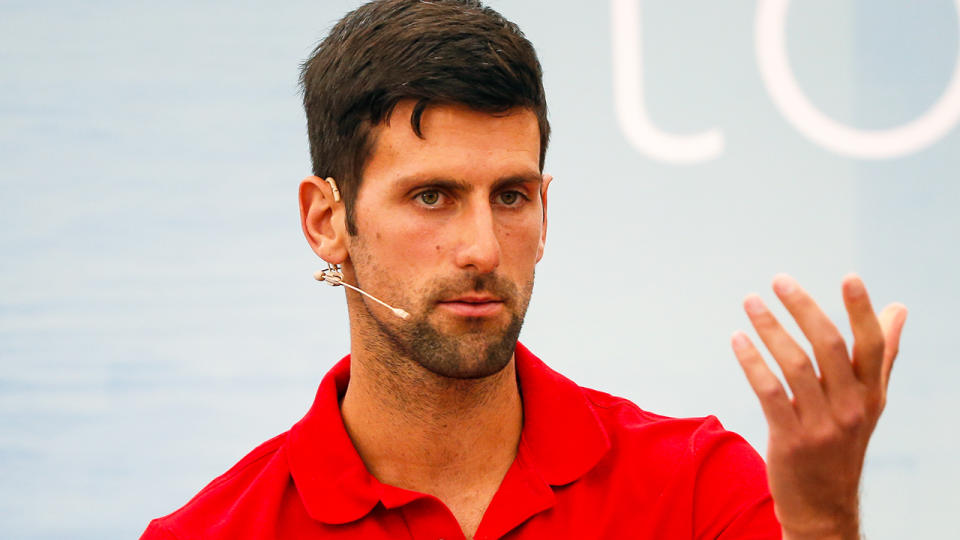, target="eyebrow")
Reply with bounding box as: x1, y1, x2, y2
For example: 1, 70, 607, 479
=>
396, 172, 542, 194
